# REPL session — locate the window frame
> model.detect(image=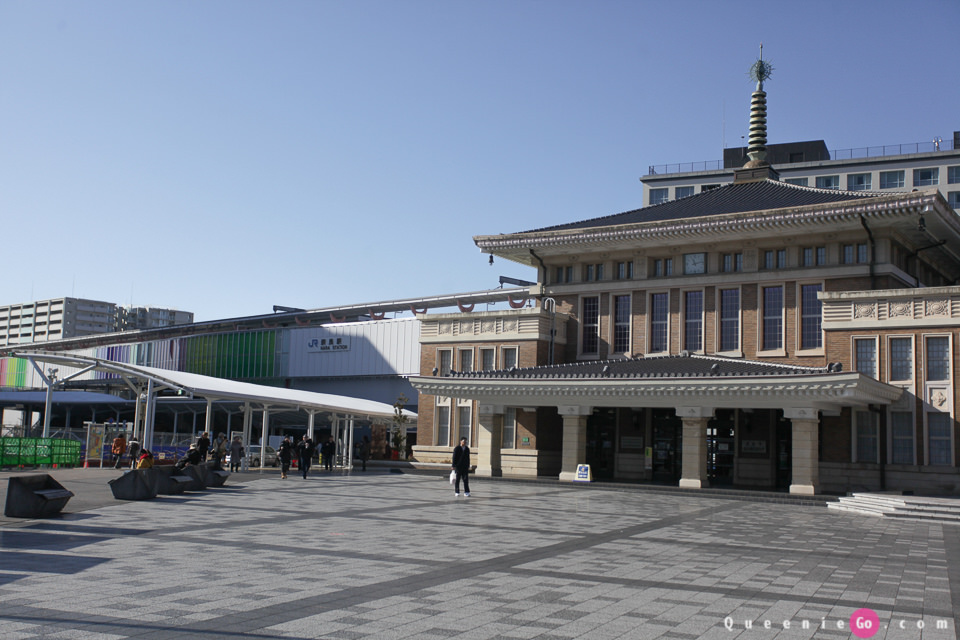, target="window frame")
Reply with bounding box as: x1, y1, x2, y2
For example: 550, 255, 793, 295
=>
797, 282, 824, 353
717, 287, 741, 355
612, 294, 632, 355
501, 345, 518, 370
758, 284, 785, 355
816, 175, 840, 190
649, 188, 669, 205
887, 335, 914, 383
648, 291, 670, 354
479, 347, 496, 371
853, 410, 879, 464
888, 410, 916, 465
682, 289, 704, 353
846, 173, 872, 191
502, 407, 517, 449
913, 167, 939, 187
853, 336, 879, 379
879, 170, 905, 189
580, 295, 601, 357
